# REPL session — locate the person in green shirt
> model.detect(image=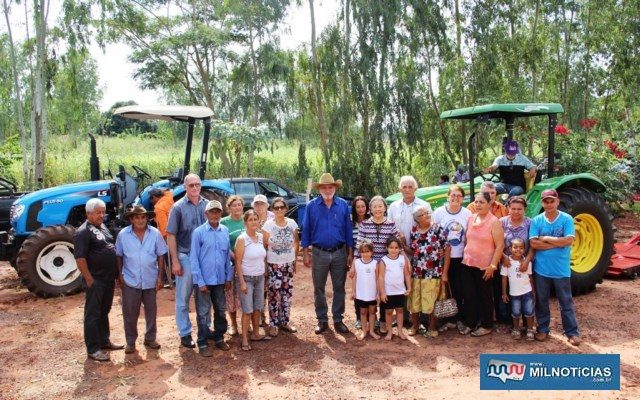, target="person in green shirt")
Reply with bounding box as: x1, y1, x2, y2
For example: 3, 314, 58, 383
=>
220, 195, 246, 336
